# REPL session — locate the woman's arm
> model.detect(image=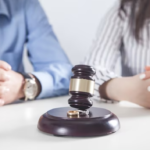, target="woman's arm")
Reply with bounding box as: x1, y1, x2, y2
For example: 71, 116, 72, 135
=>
83, 2, 125, 102
101, 74, 150, 108
83, 2, 150, 108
